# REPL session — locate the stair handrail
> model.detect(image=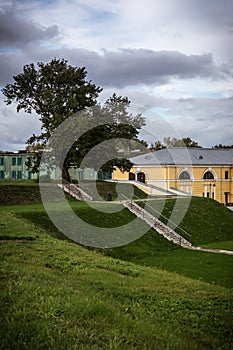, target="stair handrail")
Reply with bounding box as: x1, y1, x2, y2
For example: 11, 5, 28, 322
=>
61, 178, 93, 201
122, 193, 191, 238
